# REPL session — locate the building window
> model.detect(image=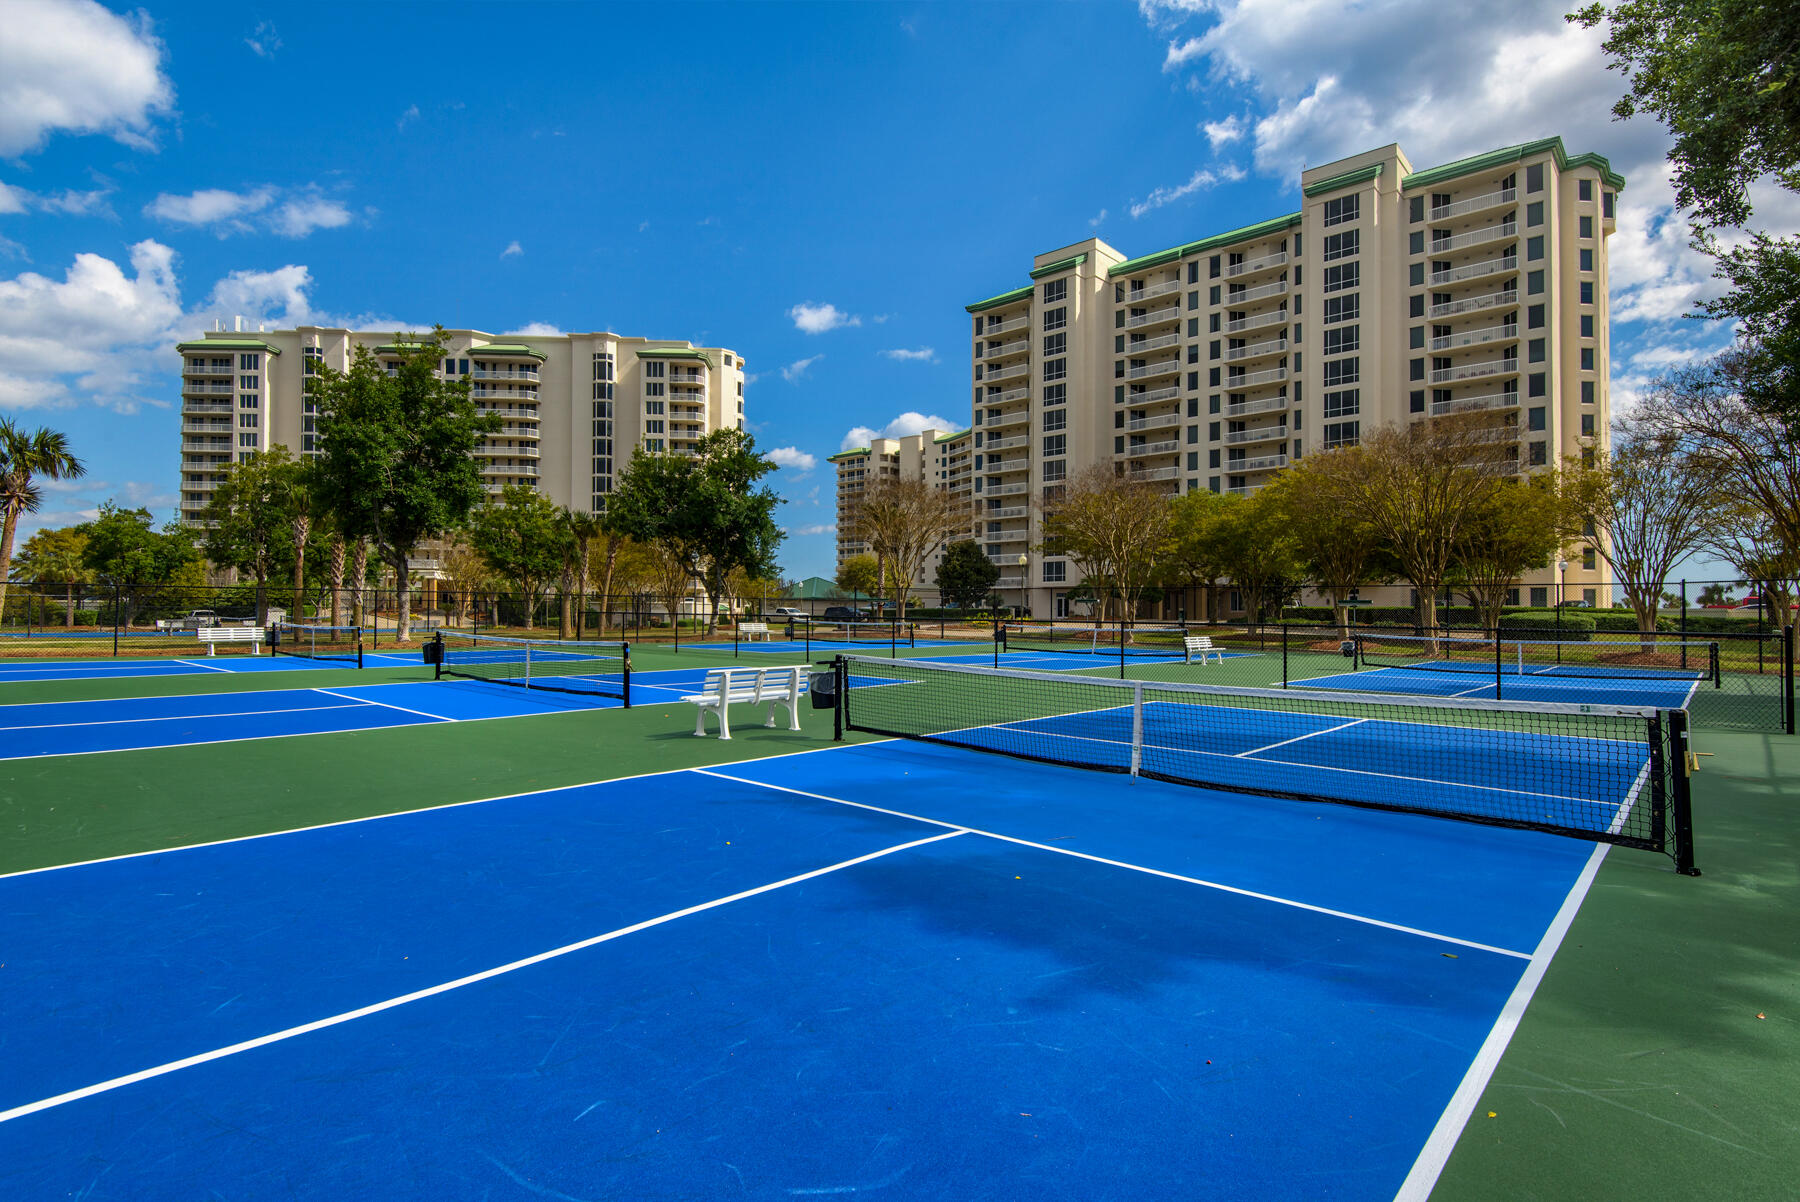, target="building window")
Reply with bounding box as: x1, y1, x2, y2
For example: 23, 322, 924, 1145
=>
1043, 560, 1067, 583
1043, 358, 1067, 381
1322, 294, 1358, 324
1042, 408, 1067, 432
1527, 235, 1544, 261
1043, 332, 1066, 356
1322, 194, 1359, 227
644, 399, 665, 415
1322, 230, 1359, 261
1581, 314, 1594, 338
238, 412, 258, 428
1042, 279, 1066, 303
1583, 546, 1597, 569
1322, 262, 1359, 293
1527, 201, 1544, 227
1042, 383, 1066, 405
1529, 440, 1548, 466
1578, 179, 1593, 201
238, 433, 257, 447
1042, 434, 1066, 456
1581, 347, 1595, 371
1042, 459, 1067, 482
1580, 248, 1594, 272
1322, 421, 1359, 449
1322, 325, 1358, 355
1323, 388, 1359, 418
1322, 357, 1359, 387
1580, 281, 1595, 304
1581, 413, 1596, 436
239, 395, 258, 409
239, 353, 261, 370
1579, 215, 1593, 238
1582, 380, 1595, 404
1043, 306, 1066, 331
644, 360, 665, 378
